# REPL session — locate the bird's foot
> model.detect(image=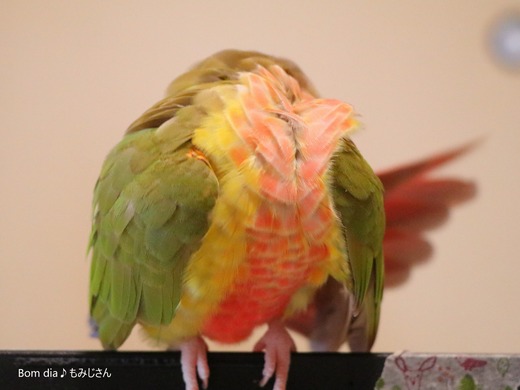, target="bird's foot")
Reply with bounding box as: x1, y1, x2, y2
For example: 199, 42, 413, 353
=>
172, 336, 209, 390
253, 320, 296, 390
